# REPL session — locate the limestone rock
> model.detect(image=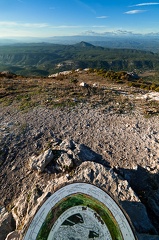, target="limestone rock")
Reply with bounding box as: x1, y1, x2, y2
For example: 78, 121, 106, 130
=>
119, 165, 159, 233
0, 71, 16, 78
0, 210, 16, 240
4, 159, 159, 239
56, 153, 73, 172
73, 143, 102, 166
9, 185, 50, 237
58, 139, 102, 168
120, 201, 157, 234
73, 161, 139, 202
5, 231, 21, 240
29, 149, 53, 172
72, 161, 156, 236
12, 195, 28, 229
79, 82, 88, 87
76, 144, 99, 161
59, 139, 75, 151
